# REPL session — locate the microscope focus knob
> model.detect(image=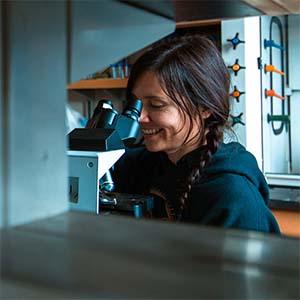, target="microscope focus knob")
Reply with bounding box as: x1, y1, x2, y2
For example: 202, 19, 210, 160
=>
227, 32, 245, 49
230, 112, 245, 127
228, 59, 246, 76
230, 86, 245, 102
